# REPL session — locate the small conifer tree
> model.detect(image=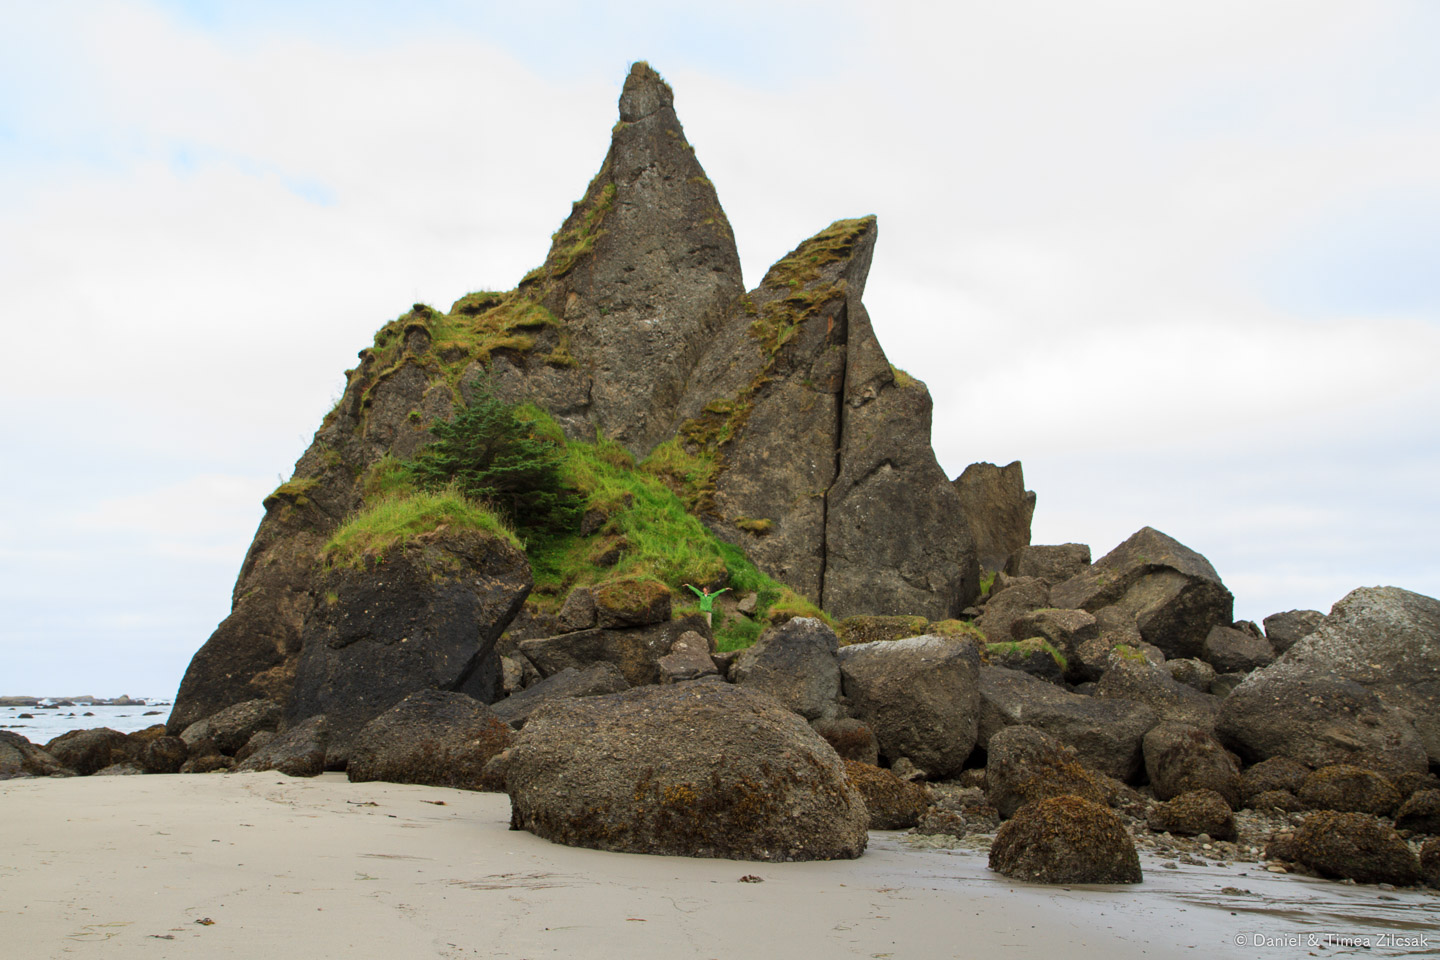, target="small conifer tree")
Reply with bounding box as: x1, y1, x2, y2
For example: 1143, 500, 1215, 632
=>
406, 380, 579, 538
